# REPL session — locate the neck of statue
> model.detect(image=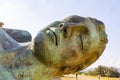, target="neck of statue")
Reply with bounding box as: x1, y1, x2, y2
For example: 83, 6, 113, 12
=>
1, 45, 57, 80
